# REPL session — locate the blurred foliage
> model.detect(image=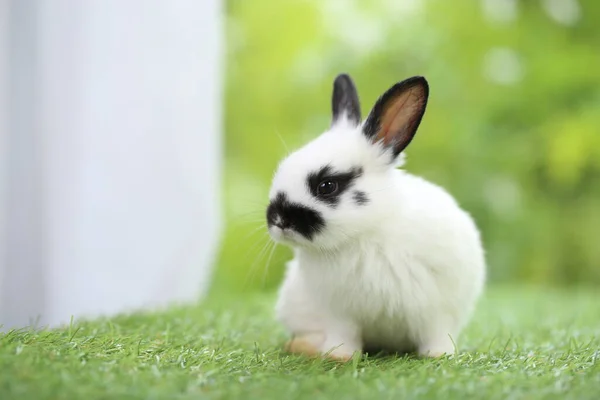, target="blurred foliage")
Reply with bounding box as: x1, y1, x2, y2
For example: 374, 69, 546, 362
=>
211, 0, 600, 294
